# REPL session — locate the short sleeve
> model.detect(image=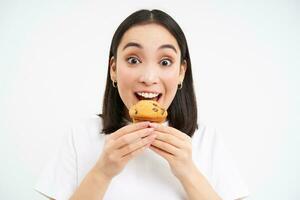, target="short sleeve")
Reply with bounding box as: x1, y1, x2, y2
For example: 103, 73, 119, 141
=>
210, 128, 250, 200
34, 128, 78, 200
